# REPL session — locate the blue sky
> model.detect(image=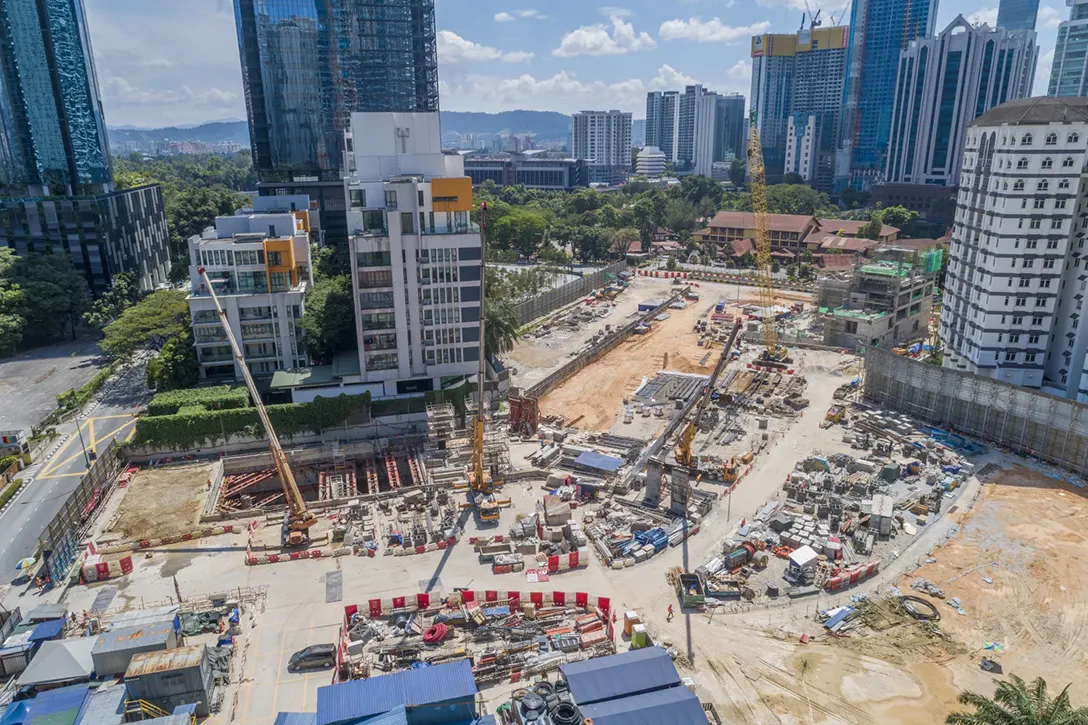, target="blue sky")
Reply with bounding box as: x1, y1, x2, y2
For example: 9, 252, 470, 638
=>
84, 0, 1065, 128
